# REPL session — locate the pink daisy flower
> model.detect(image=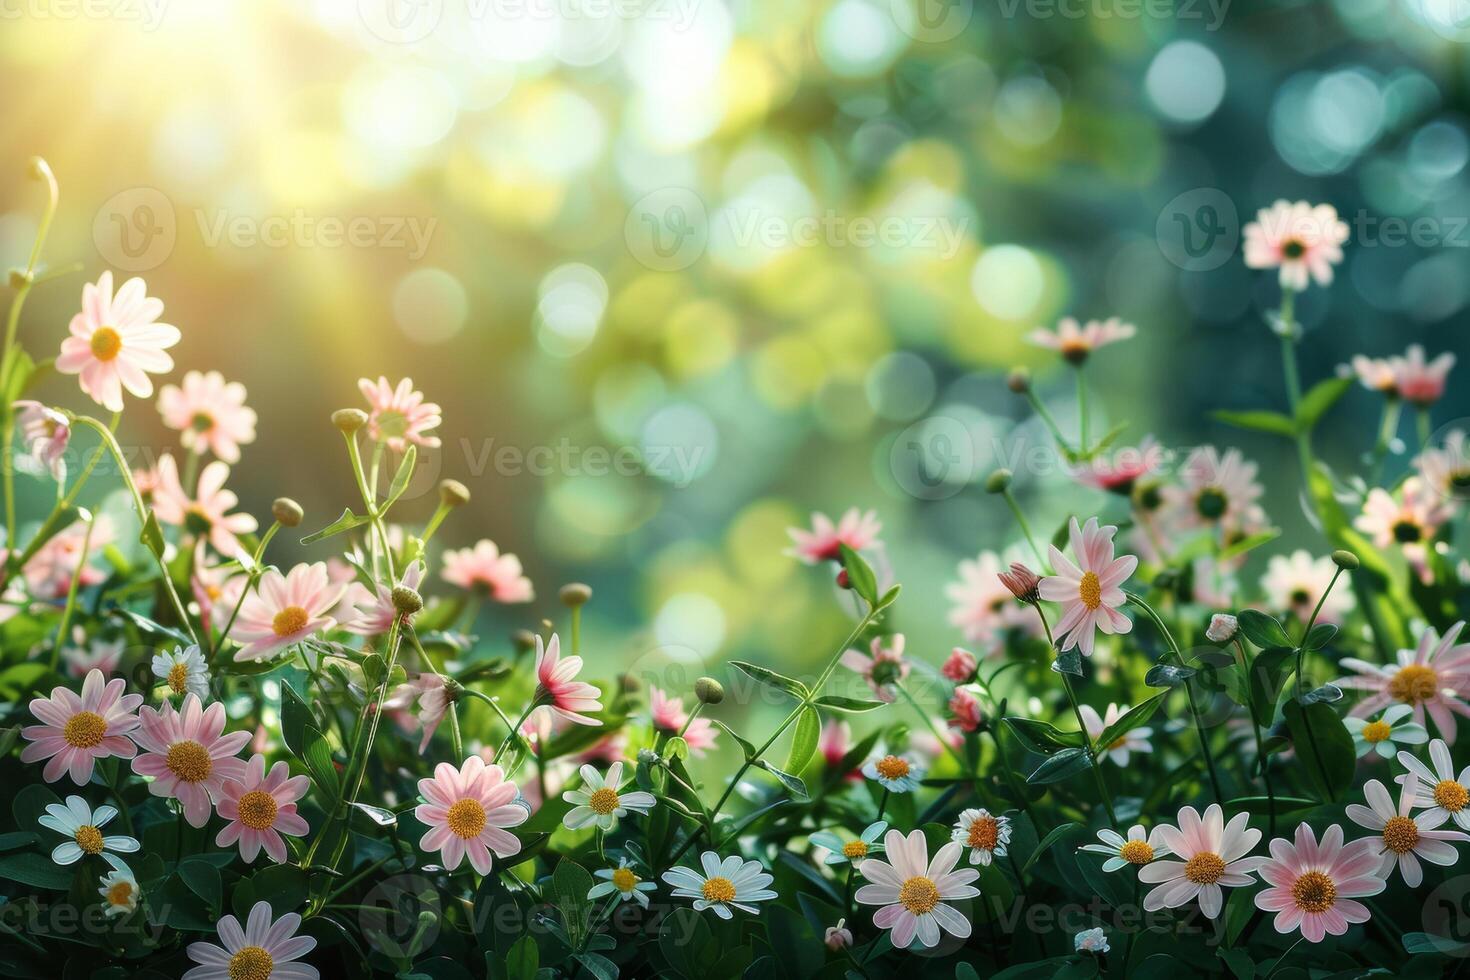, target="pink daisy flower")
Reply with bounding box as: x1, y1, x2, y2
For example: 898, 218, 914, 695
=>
19, 519, 114, 599
1038, 517, 1136, 656
227, 562, 345, 663
132, 462, 160, 503
346, 561, 425, 636
14, 400, 70, 479
786, 507, 882, 564
535, 633, 602, 726
215, 753, 311, 863
131, 693, 250, 827
1260, 550, 1355, 625
384, 672, 456, 754
1346, 775, 1468, 887
1071, 436, 1165, 495
946, 552, 1038, 647
1027, 316, 1135, 364
1243, 200, 1349, 291
56, 271, 179, 412
157, 370, 257, 463
840, 634, 909, 702
21, 669, 141, 785
440, 540, 533, 603
1139, 804, 1266, 919
358, 376, 443, 452
1161, 445, 1264, 532
1337, 622, 1470, 743
1350, 354, 1399, 396
1079, 702, 1152, 766
652, 688, 718, 756
1391, 344, 1455, 407
151, 454, 258, 557
1416, 429, 1470, 501
415, 756, 527, 874
1355, 477, 1452, 580
1254, 823, 1385, 943
184, 901, 318, 980
854, 828, 980, 949
62, 638, 125, 680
